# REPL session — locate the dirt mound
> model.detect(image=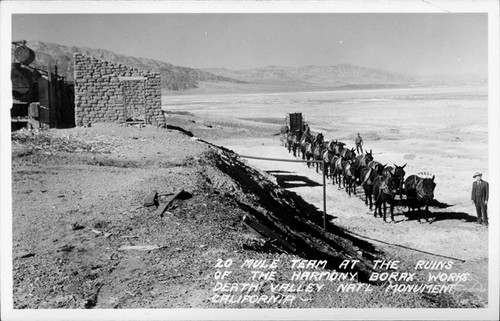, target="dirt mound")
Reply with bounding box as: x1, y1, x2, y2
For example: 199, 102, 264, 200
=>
12, 128, 119, 155
198, 147, 381, 282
